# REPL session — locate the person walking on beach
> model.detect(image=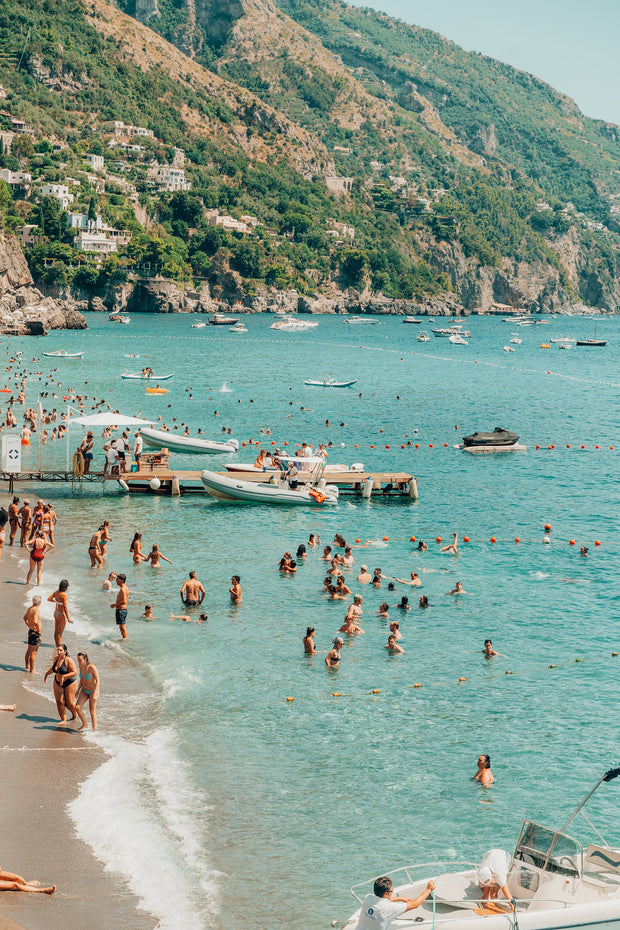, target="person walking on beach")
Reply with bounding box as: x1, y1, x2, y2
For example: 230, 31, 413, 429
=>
180, 571, 205, 607
18, 499, 31, 547
8, 496, 19, 546
44, 644, 78, 726
48, 579, 71, 646
0, 506, 6, 560
112, 573, 129, 638
24, 595, 42, 673
0, 867, 55, 895
25, 531, 52, 586
75, 651, 99, 731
